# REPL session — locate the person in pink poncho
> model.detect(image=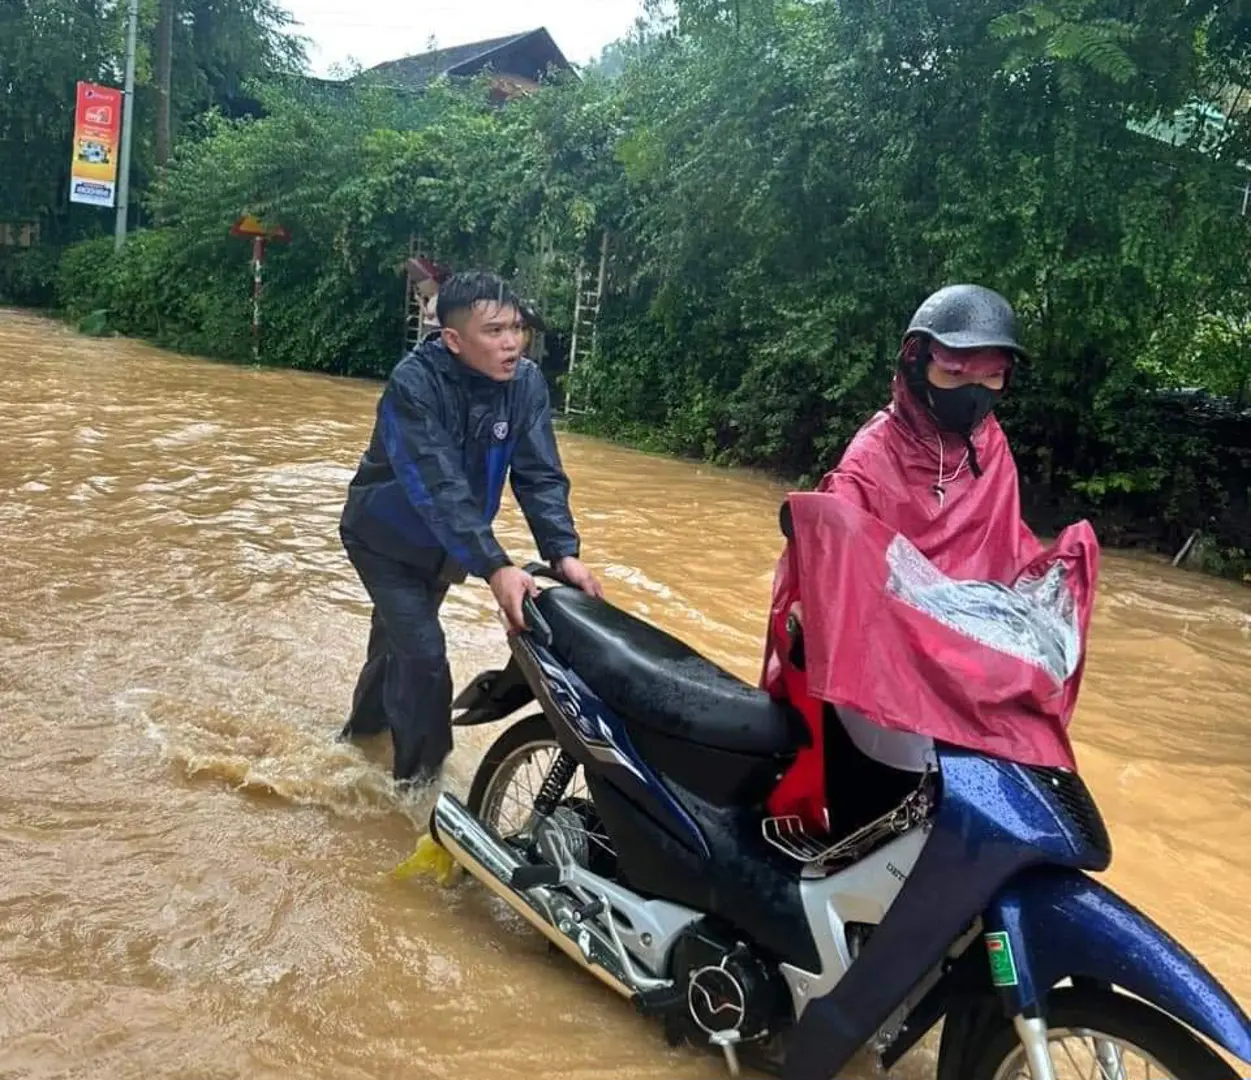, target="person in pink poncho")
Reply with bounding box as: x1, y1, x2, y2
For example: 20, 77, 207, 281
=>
761, 285, 1099, 833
